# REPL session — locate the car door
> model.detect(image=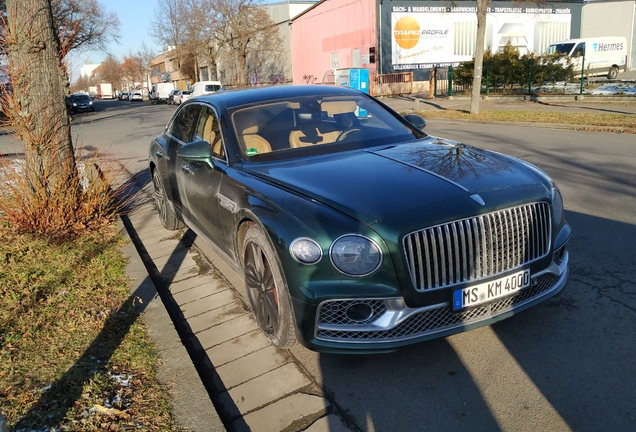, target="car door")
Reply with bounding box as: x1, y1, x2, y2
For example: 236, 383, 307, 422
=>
165, 103, 201, 220
178, 104, 233, 258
